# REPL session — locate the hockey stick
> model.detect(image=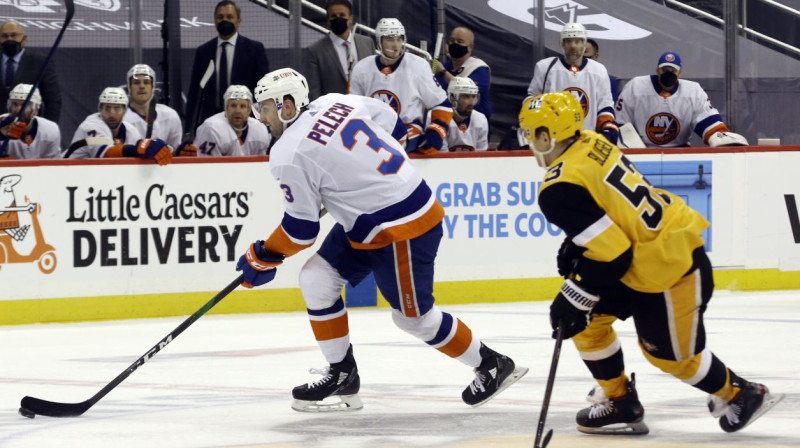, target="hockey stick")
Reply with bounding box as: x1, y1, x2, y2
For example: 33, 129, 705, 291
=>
179, 59, 215, 151
533, 324, 564, 448
0, 0, 74, 157
19, 274, 243, 418
62, 137, 114, 159
145, 89, 159, 139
